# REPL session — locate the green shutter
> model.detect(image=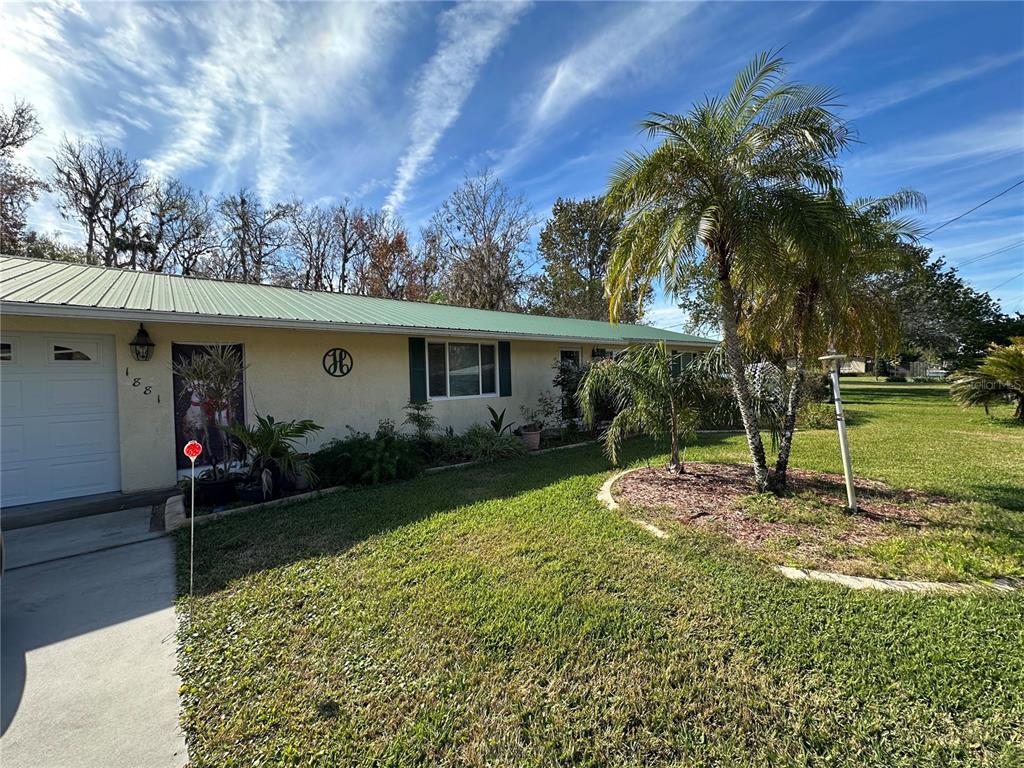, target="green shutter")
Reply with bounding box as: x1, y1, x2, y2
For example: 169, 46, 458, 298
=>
409, 337, 427, 403
498, 341, 511, 397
